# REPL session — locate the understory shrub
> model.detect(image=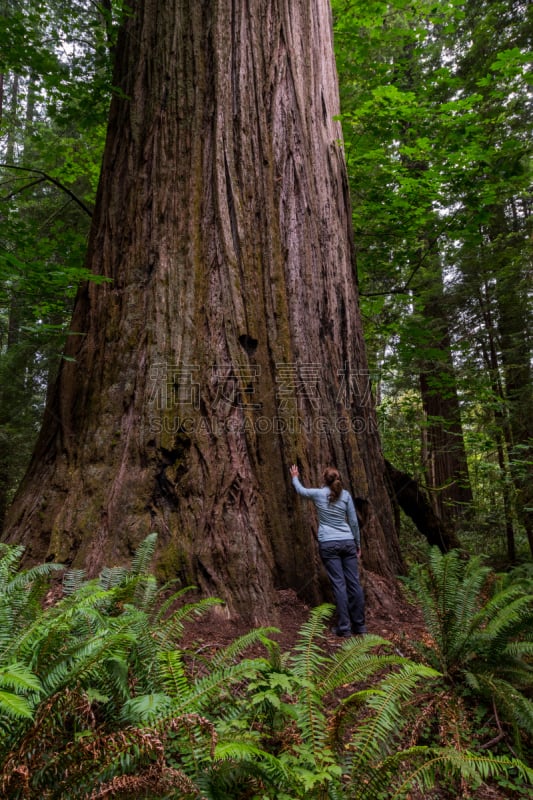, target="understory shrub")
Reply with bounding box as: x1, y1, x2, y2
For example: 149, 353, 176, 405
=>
0, 537, 531, 799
